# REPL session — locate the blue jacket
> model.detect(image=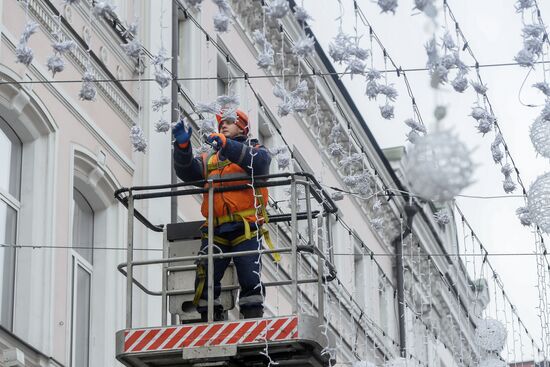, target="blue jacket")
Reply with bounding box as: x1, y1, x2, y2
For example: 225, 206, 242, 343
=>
173, 135, 272, 234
